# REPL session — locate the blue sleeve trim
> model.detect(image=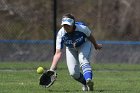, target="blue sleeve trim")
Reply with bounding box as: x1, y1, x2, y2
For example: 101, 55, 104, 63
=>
75, 21, 87, 26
